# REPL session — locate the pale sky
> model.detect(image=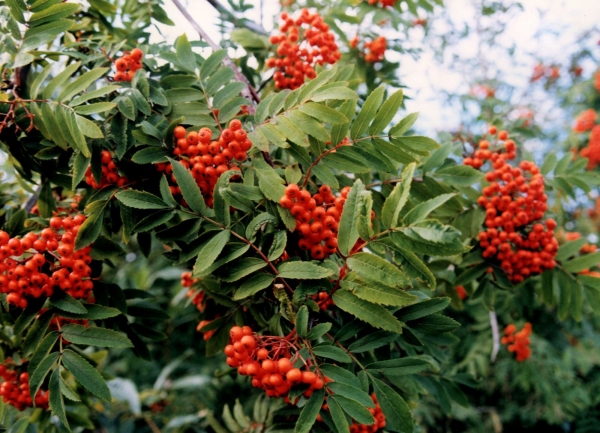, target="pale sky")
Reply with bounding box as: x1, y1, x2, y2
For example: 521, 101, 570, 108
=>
153, 0, 600, 136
